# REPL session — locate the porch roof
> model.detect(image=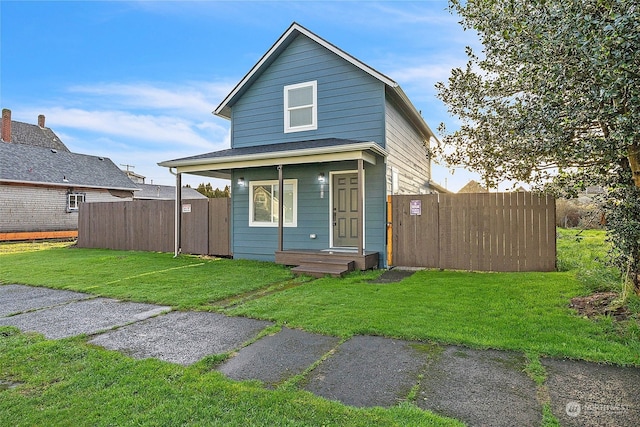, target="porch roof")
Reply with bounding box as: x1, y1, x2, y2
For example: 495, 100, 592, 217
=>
158, 138, 387, 179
